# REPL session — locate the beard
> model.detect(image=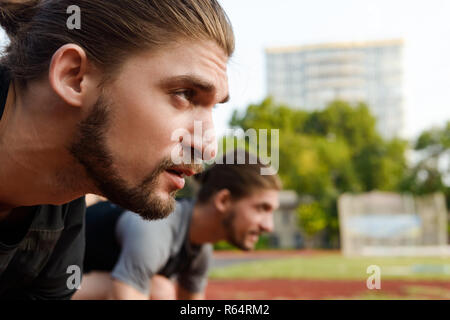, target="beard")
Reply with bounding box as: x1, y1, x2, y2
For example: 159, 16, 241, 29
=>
68, 94, 197, 220
222, 209, 256, 251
